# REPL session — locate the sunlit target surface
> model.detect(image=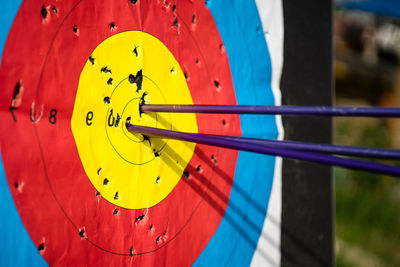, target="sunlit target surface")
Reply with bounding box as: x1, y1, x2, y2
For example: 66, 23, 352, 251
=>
0, 0, 243, 265
0, 0, 281, 266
